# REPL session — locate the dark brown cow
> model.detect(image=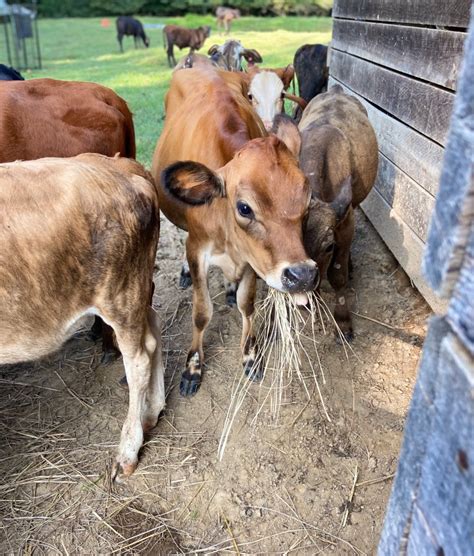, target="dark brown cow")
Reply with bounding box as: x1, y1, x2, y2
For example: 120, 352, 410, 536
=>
273, 85, 379, 339
163, 24, 211, 67
152, 67, 317, 397
116, 16, 150, 52
0, 154, 163, 480
216, 6, 241, 34
0, 78, 136, 361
